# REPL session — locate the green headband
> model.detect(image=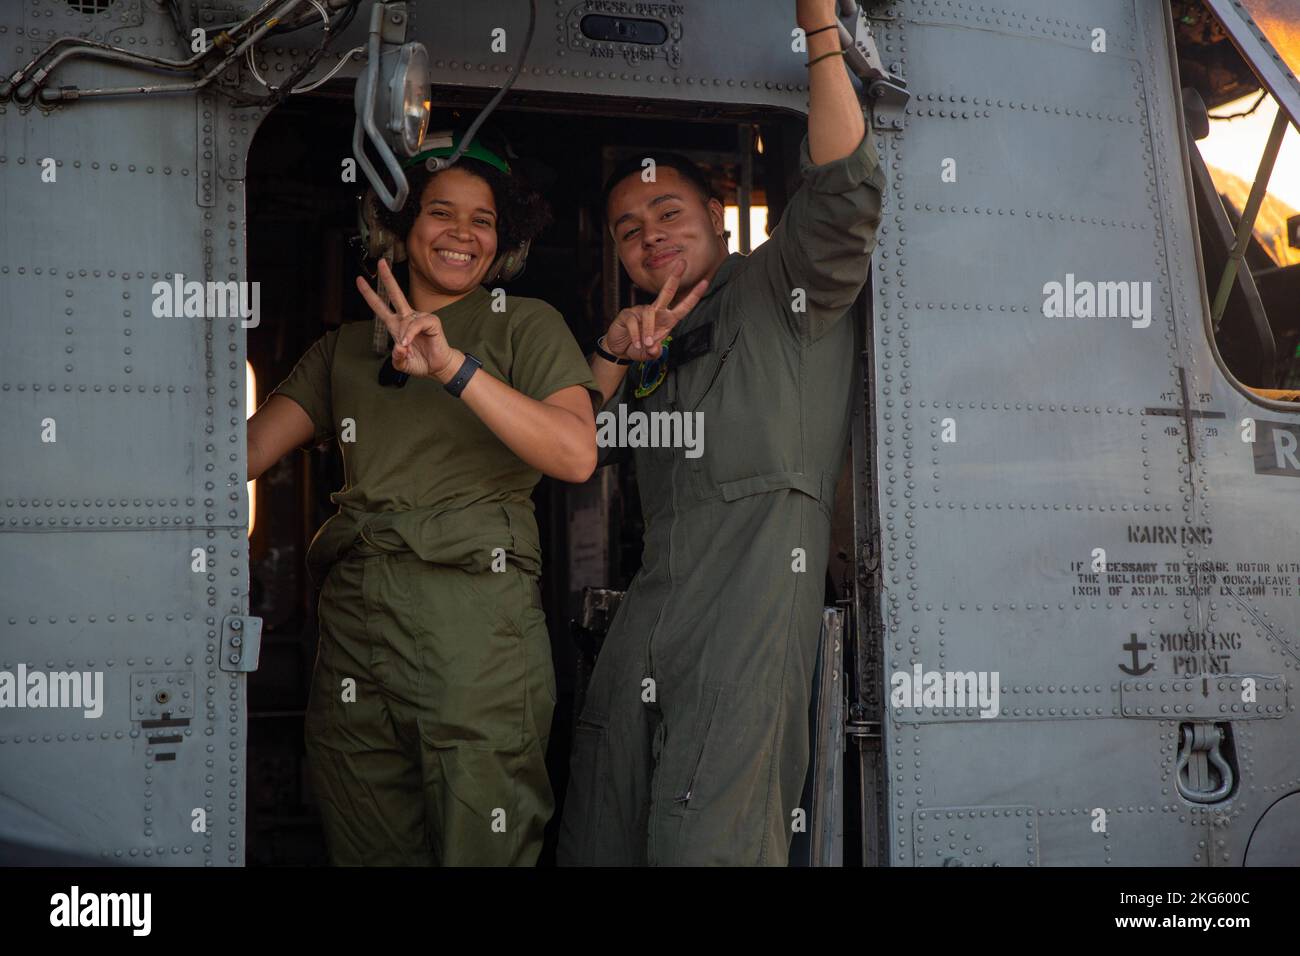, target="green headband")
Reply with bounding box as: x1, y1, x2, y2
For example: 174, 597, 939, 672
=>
402, 131, 511, 174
